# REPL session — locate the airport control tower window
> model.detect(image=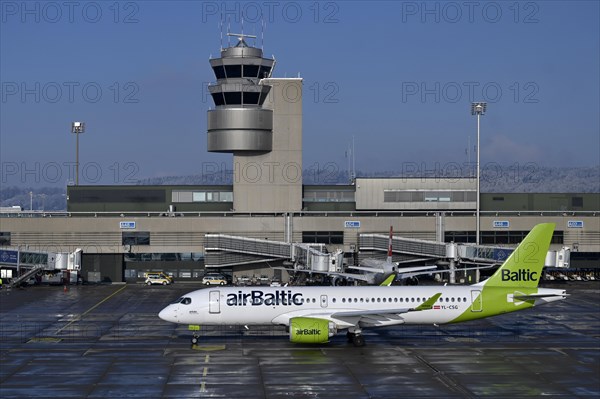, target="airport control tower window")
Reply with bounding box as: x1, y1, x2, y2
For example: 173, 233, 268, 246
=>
224, 92, 242, 105
211, 93, 225, 106
243, 92, 260, 105
224, 65, 242, 78
258, 66, 271, 78
243, 65, 259, 78
212, 66, 226, 80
